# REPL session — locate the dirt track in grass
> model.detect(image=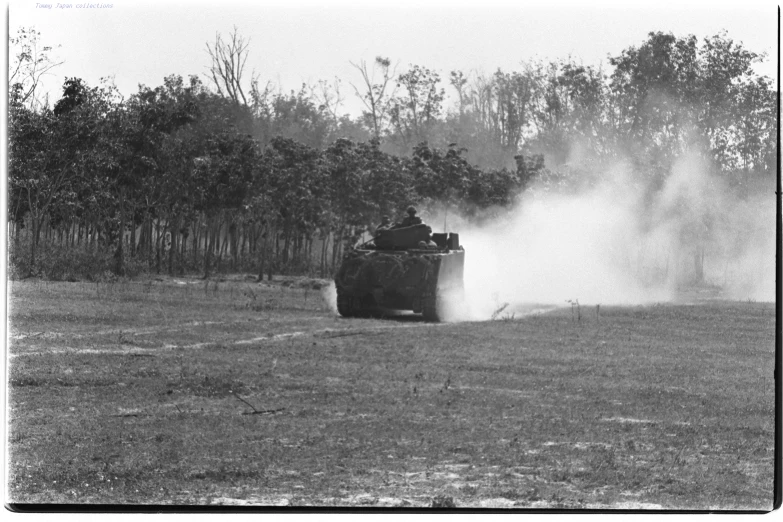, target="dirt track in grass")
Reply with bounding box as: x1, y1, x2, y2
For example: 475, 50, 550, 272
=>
6, 277, 775, 510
